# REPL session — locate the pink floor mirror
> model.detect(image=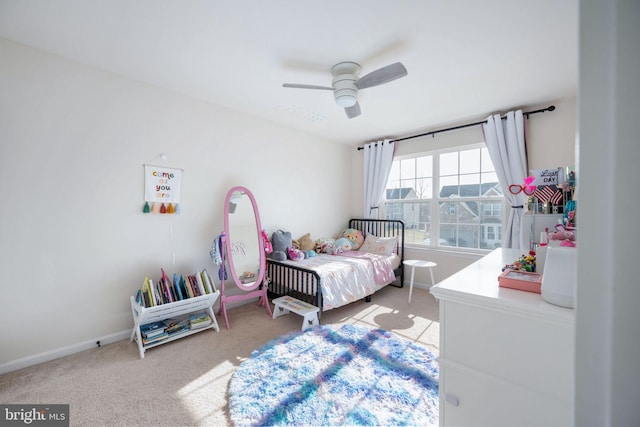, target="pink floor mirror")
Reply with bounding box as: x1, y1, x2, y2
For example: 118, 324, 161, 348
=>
218, 186, 272, 329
